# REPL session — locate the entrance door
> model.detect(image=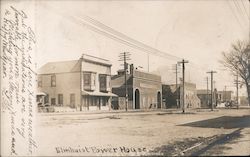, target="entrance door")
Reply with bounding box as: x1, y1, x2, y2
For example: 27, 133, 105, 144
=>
157, 92, 161, 109
51, 98, 56, 106
135, 89, 140, 109
70, 94, 75, 108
